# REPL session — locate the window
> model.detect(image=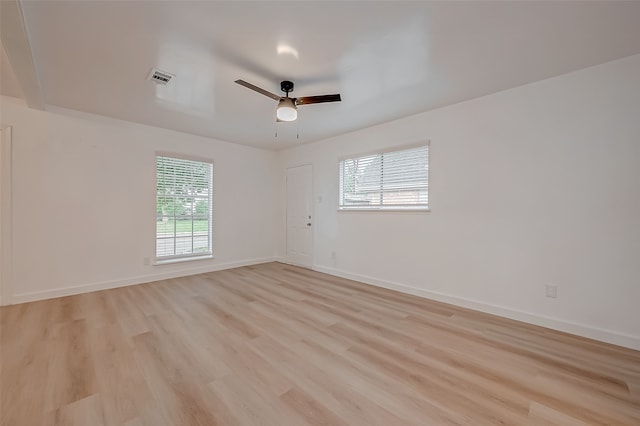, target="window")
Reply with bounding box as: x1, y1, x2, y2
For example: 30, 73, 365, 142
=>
339, 144, 429, 210
156, 155, 213, 261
